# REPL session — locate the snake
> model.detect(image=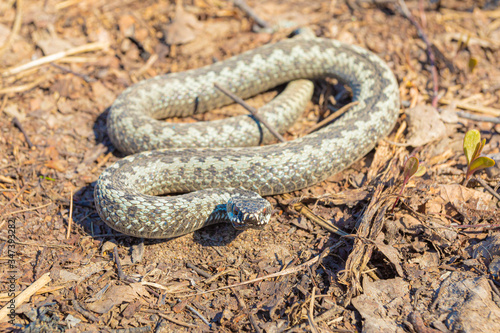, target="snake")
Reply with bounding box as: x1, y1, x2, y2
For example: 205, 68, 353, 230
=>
94, 32, 400, 239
